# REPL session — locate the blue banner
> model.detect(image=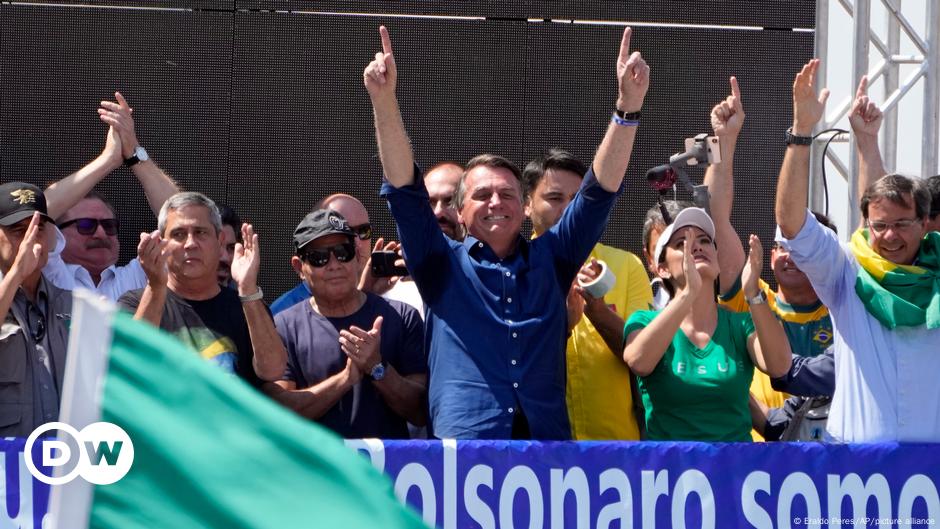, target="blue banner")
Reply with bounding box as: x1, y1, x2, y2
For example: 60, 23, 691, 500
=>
346, 440, 940, 529
4, 438, 939, 528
